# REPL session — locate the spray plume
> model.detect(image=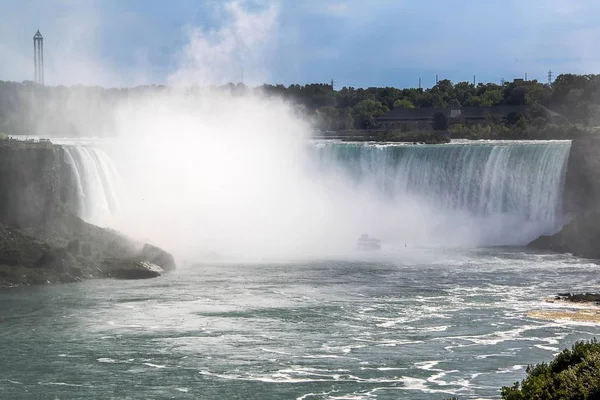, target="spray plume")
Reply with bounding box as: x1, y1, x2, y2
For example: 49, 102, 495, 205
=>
53, 1, 569, 263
